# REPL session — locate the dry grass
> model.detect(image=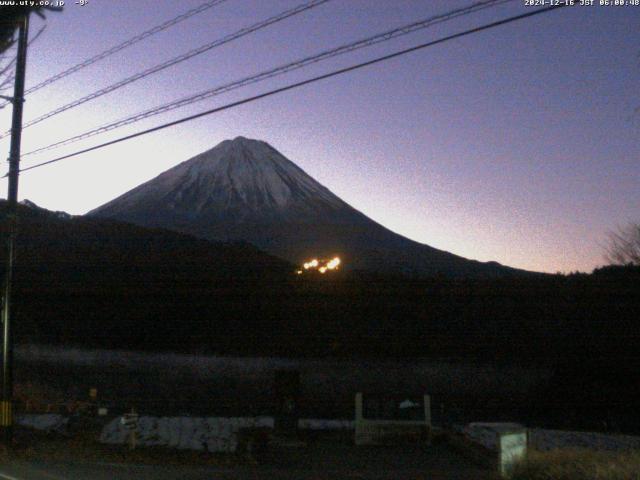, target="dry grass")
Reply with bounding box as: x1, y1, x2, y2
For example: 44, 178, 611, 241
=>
15, 344, 550, 420
509, 448, 640, 480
